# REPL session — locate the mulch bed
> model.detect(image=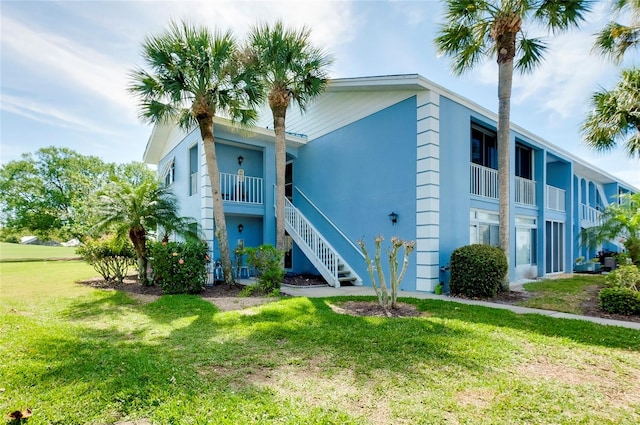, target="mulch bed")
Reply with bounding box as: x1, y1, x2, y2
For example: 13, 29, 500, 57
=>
79, 274, 640, 322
